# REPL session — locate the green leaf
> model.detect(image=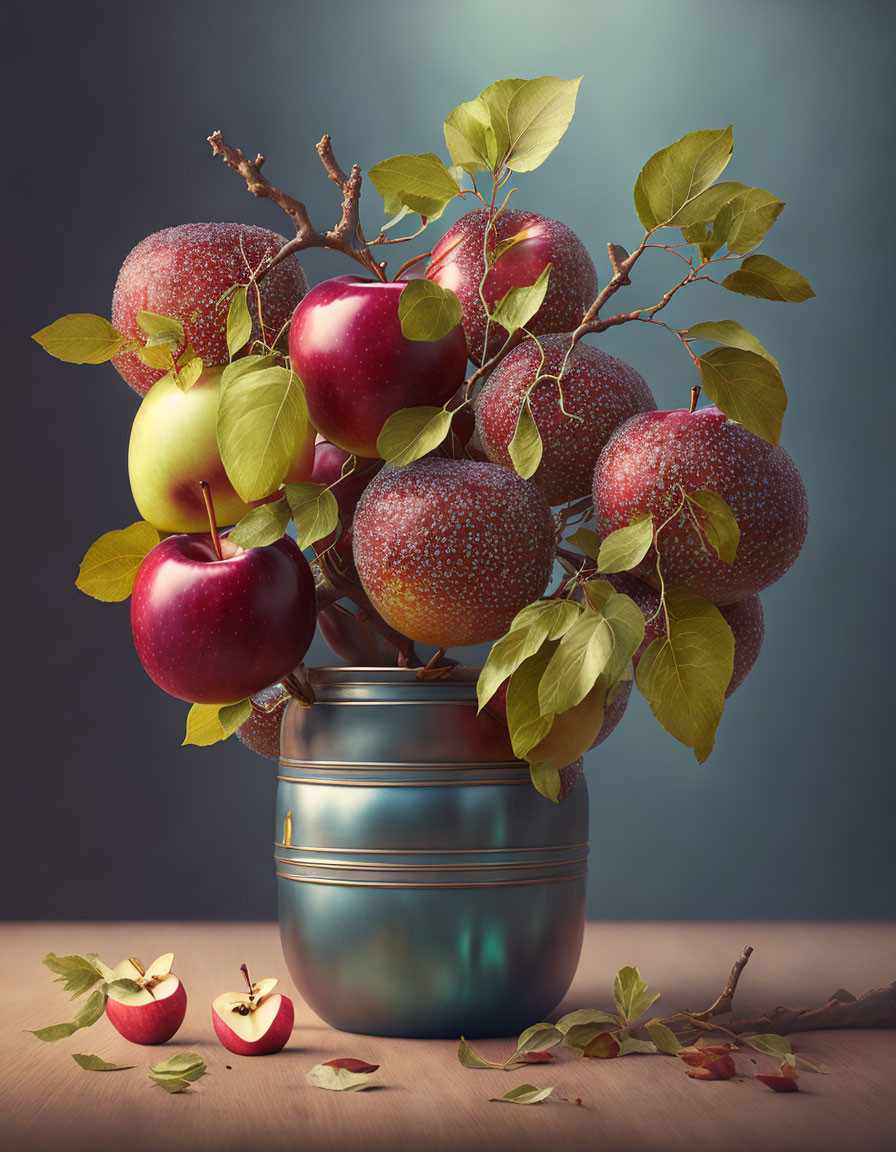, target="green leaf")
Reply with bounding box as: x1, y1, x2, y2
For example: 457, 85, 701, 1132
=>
635, 589, 734, 762
226, 286, 252, 357
102, 979, 146, 1005
219, 699, 252, 737
684, 490, 741, 564
538, 594, 644, 715
580, 579, 616, 612
566, 527, 600, 559
721, 254, 815, 302
583, 1030, 621, 1059
75, 521, 160, 602
563, 1022, 622, 1051
792, 1053, 829, 1074
228, 498, 291, 549
398, 279, 463, 342
444, 96, 496, 173
713, 187, 785, 255
507, 399, 543, 480
477, 603, 576, 711
489, 264, 551, 335
596, 512, 654, 574
182, 703, 229, 748
149, 1051, 206, 1093
634, 127, 734, 230
368, 152, 460, 219
84, 954, 118, 983
697, 345, 787, 446
42, 953, 105, 998
672, 181, 749, 228
478, 78, 528, 167
646, 1019, 681, 1055
504, 76, 583, 172
525, 681, 606, 771
135, 341, 176, 370
507, 1023, 564, 1065
306, 1063, 378, 1092
173, 355, 204, 392
616, 1033, 658, 1056
743, 1034, 792, 1058
613, 966, 660, 1025
376, 405, 452, 466
687, 321, 778, 369
217, 362, 309, 502
30, 989, 107, 1043
489, 1083, 554, 1105
72, 1053, 133, 1071
556, 1008, 621, 1034
457, 1037, 504, 1069
32, 313, 128, 364
506, 644, 558, 756
136, 311, 184, 350
529, 762, 560, 802
284, 482, 340, 549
